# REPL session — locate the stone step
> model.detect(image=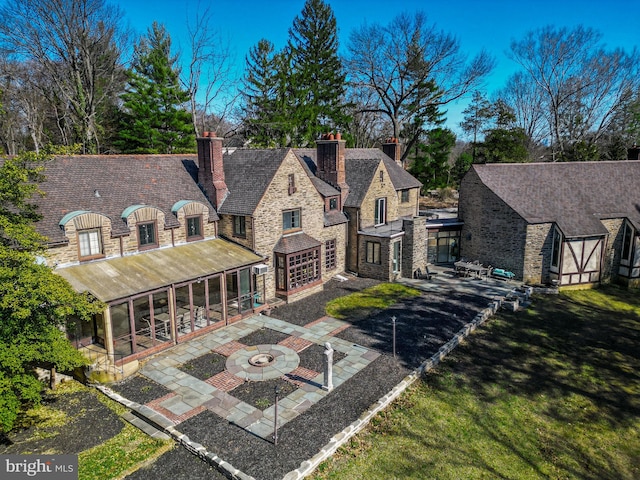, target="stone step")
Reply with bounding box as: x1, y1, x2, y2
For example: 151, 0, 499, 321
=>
122, 411, 171, 440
